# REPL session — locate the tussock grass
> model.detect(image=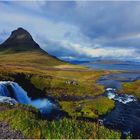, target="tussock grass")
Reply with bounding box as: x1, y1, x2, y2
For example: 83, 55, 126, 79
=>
0, 103, 121, 139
